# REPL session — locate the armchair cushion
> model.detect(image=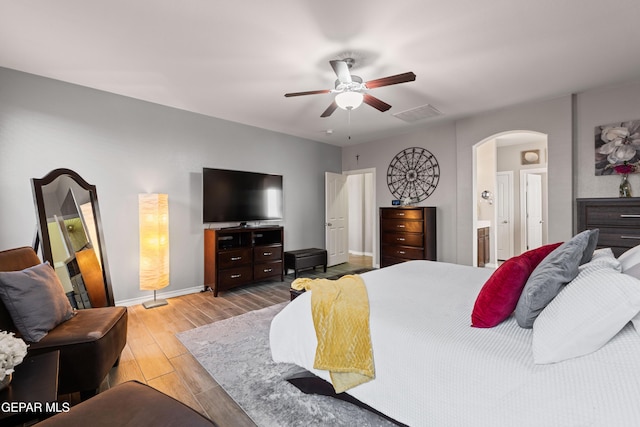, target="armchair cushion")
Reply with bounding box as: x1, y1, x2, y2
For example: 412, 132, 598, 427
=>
0, 262, 74, 342
36, 380, 218, 427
